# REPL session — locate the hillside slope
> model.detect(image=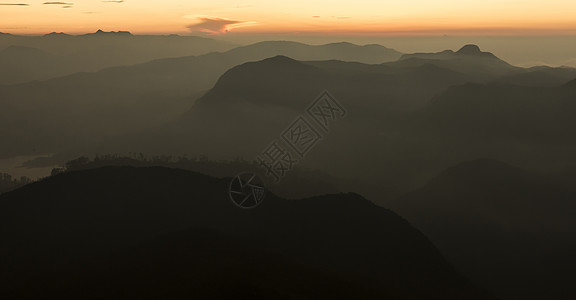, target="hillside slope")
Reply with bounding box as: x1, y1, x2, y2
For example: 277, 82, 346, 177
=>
0, 166, 490, 299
